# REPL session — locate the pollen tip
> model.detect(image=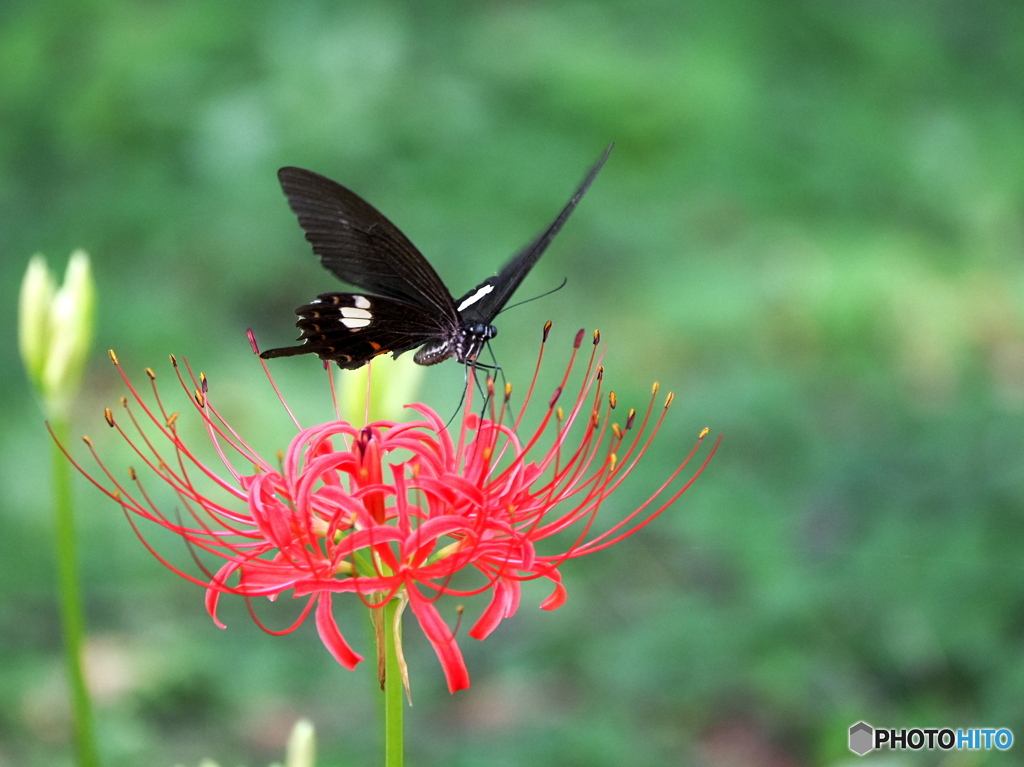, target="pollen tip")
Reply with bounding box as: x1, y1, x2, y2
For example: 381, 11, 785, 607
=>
169, 354, 177, 367
487, 377, 495, 396
626, 408, 636, 430
612, 423, 622, 439
107, 349, 119, 365
548, 386, 563, 409
608, 452, 618, 472
556, 406, 564, 421
651, 381, 660, 395
699, 427, 710, 440
167, 412, 180, 427
593, 329, 600, 345
194, 390, 205, 408
145, 367, 156, 380
609, 391, 617, 409
82, 435, 93, 446
504, 382, 513, 400
542, 320, 553, 340
128, 466, 137, 481
120, 396, 127, 407
104, 408, 114, 427
573, 328, 585, 348
665, 391, 675, 408
246, 328, 260, 354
